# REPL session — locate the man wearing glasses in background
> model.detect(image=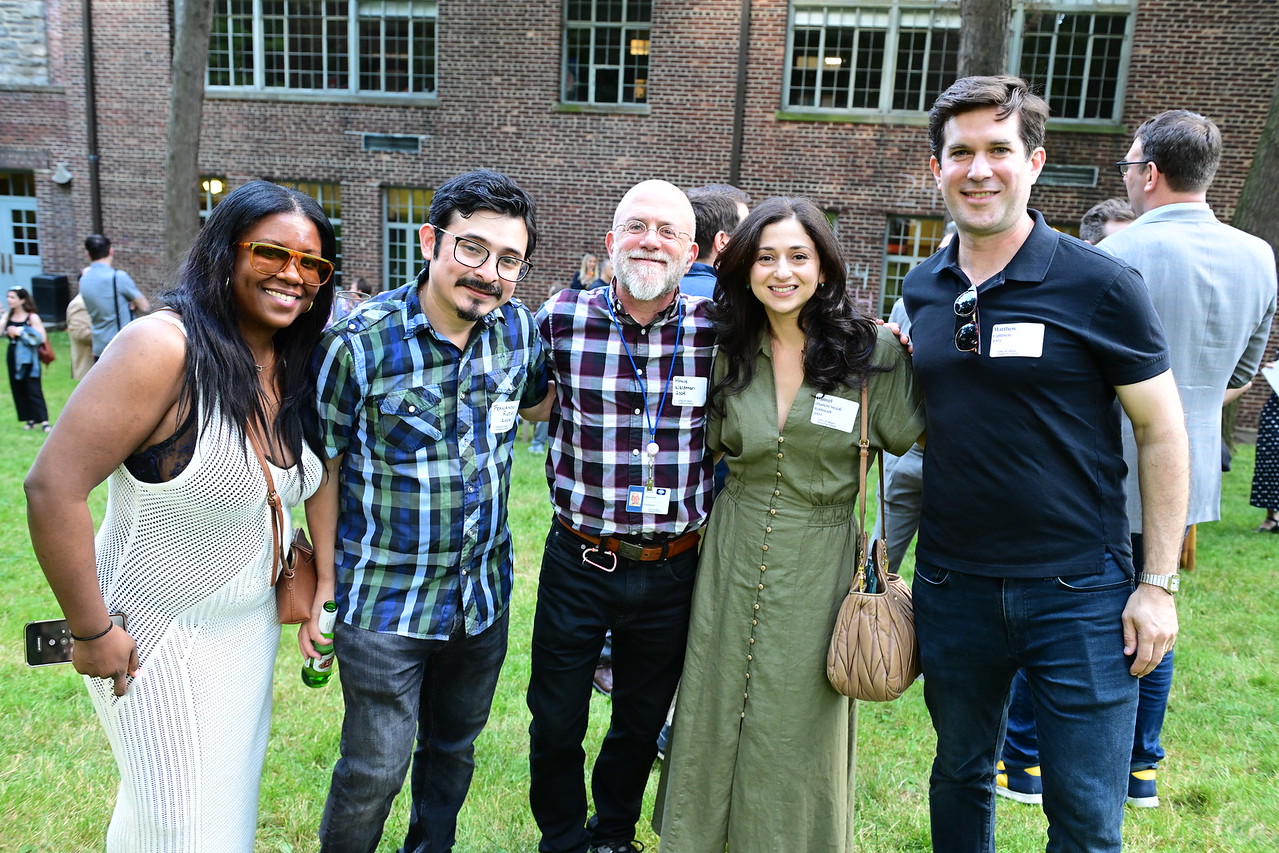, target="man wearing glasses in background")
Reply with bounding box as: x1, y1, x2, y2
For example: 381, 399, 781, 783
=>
309, 169, 550, 853
525, 180, 716, 853
901, 76, 1189, 853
